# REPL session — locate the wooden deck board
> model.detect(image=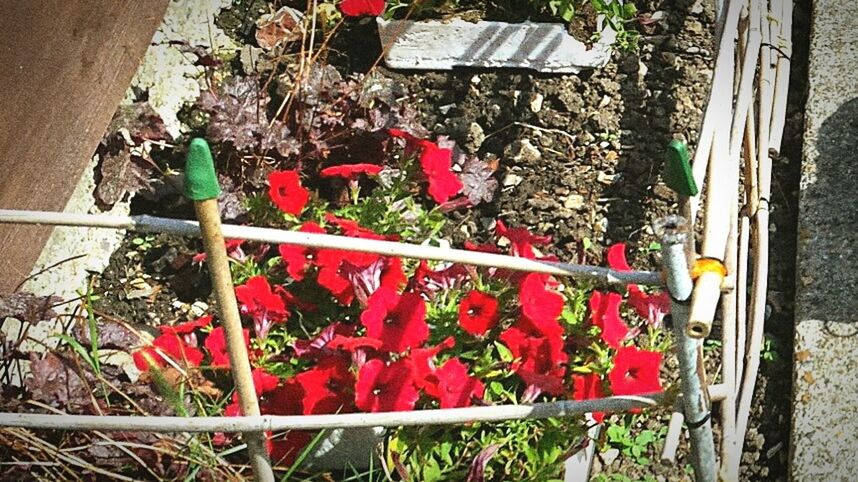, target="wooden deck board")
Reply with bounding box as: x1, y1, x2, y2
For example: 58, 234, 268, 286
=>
0, 0, 169, 293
